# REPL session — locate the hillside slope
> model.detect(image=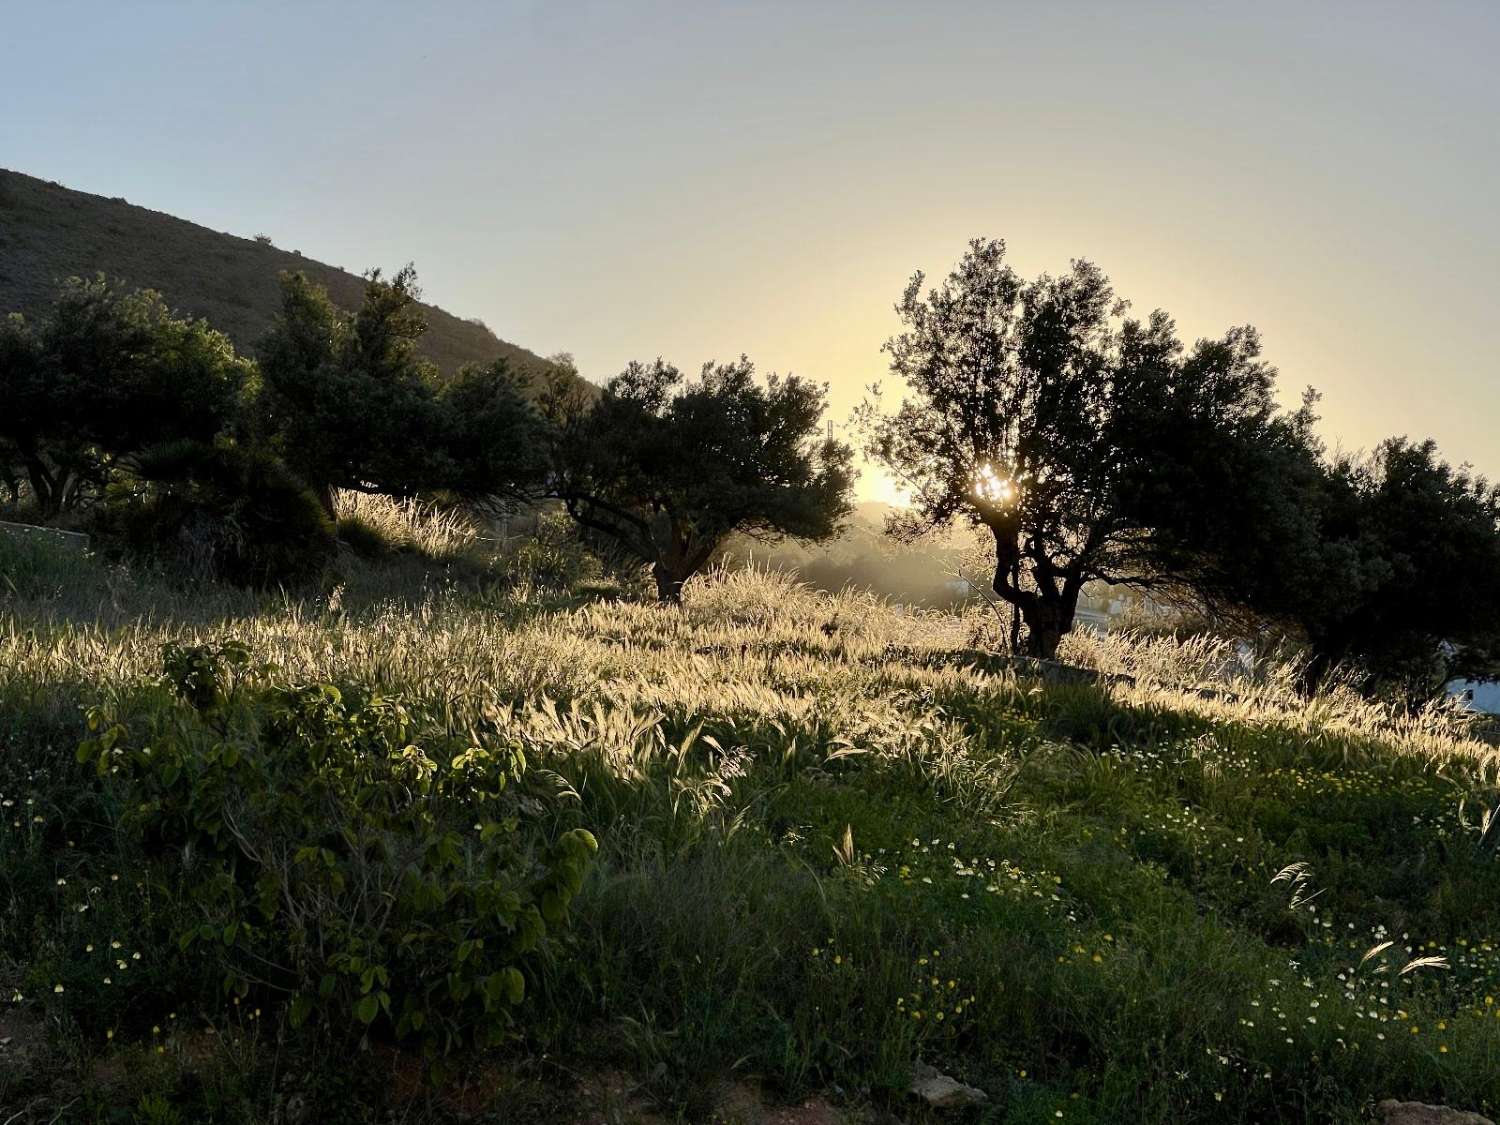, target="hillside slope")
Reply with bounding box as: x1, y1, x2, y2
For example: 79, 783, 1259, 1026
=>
0, 168, 554, 379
